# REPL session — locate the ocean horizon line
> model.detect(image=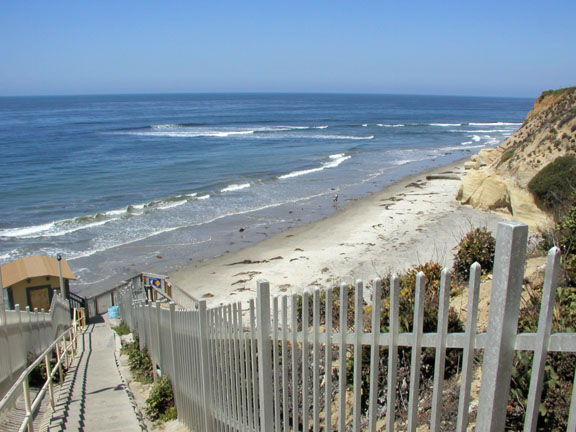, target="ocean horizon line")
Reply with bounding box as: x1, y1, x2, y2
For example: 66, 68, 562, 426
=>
0, 90, 538, 100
